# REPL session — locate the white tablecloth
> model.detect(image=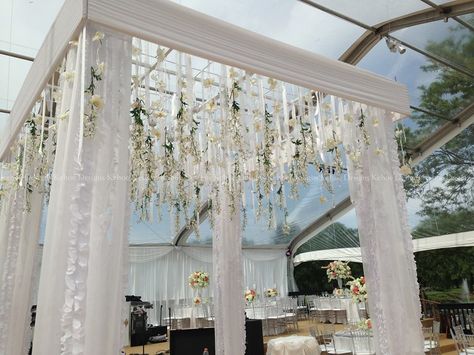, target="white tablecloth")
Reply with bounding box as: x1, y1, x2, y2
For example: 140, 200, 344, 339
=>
340, 298, 361, 323
318, 297, 361, 323
267, 336, 321, 355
